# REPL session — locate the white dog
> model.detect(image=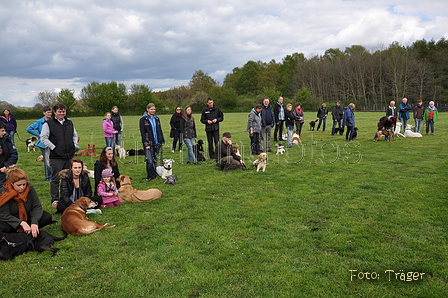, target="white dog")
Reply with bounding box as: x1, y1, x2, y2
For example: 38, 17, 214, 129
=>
404, 125, 422, 137
156, 159, 174, 179
116, 145, 127, 159
394, 122, 405, 137
275, 144, 285, 155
